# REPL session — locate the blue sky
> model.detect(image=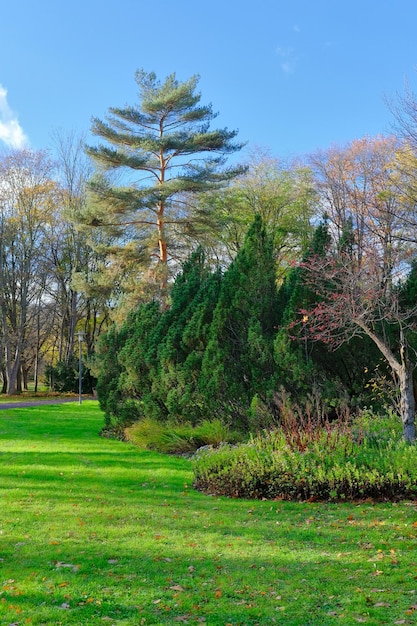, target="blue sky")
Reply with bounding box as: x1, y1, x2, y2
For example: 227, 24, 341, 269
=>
1, 0, 417, 162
